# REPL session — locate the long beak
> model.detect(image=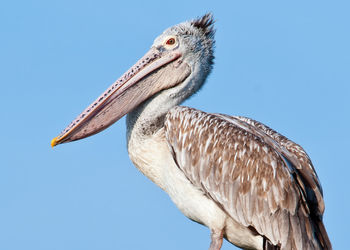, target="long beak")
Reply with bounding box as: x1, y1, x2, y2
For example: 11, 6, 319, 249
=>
51, 47, 190, 147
